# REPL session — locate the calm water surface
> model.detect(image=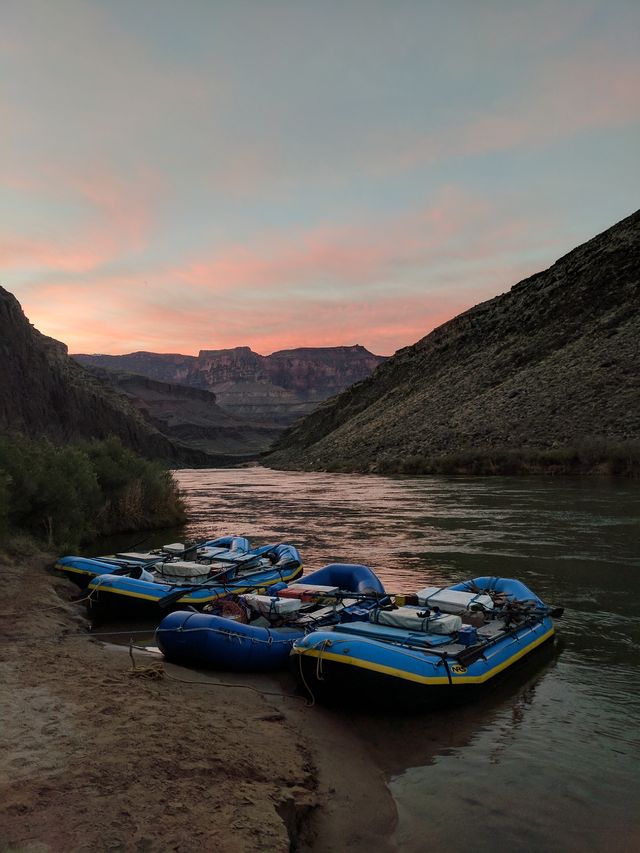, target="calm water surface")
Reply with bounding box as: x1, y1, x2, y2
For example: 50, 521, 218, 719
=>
136, 467, 640, 851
